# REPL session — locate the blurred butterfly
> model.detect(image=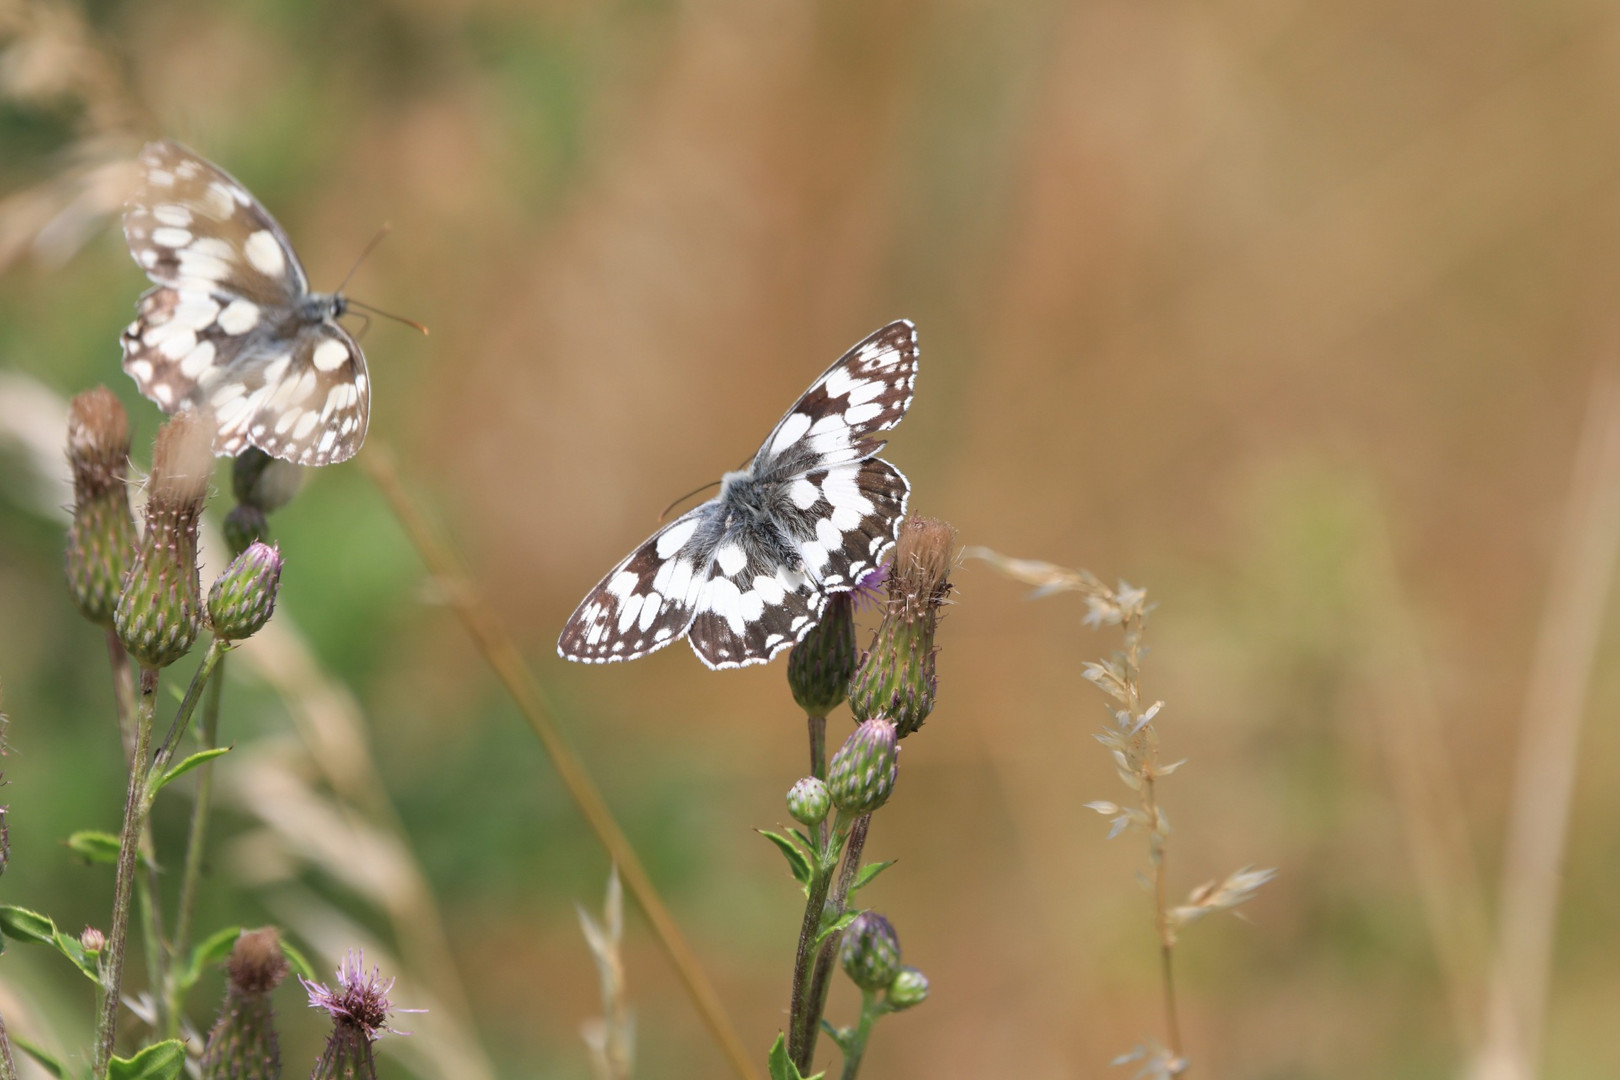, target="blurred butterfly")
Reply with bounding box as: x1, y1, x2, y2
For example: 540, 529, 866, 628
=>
558, 320, 919, 670
120, 140, 406, 466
